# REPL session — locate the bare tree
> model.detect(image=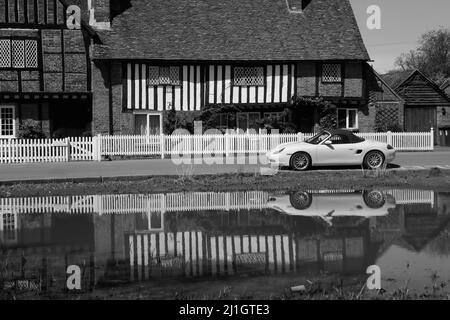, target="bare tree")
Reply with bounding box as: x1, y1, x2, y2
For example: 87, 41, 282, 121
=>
393, 28, 450, 85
